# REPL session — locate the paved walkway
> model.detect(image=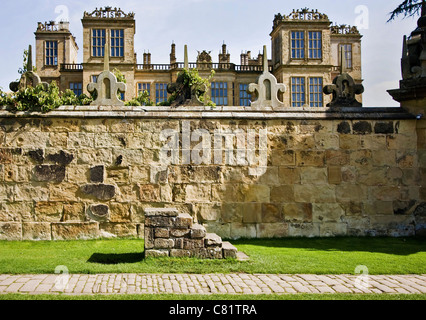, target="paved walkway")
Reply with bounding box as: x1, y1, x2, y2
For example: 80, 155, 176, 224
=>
0, 273, 425, 295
